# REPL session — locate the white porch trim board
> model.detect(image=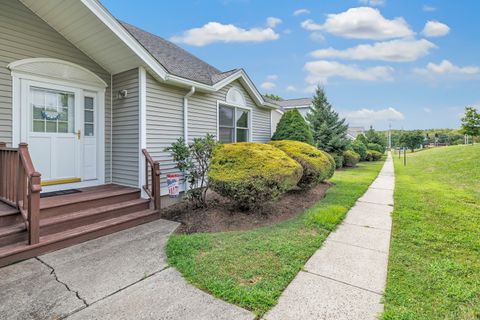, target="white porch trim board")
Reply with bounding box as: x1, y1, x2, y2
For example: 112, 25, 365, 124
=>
138, 66, 147, 198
